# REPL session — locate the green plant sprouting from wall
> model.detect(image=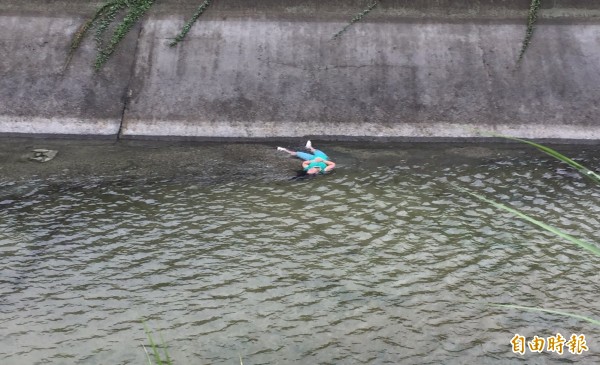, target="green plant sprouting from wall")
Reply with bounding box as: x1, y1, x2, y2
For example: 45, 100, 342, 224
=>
67, 2, 120, 66
332, 1, 379, 40
67, 0, 155, 70
96, 0, 155, 70
517, 0, 541, 63
169, 0, 213, 47
68, 0, 214, 70
69, 0, 547, 69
